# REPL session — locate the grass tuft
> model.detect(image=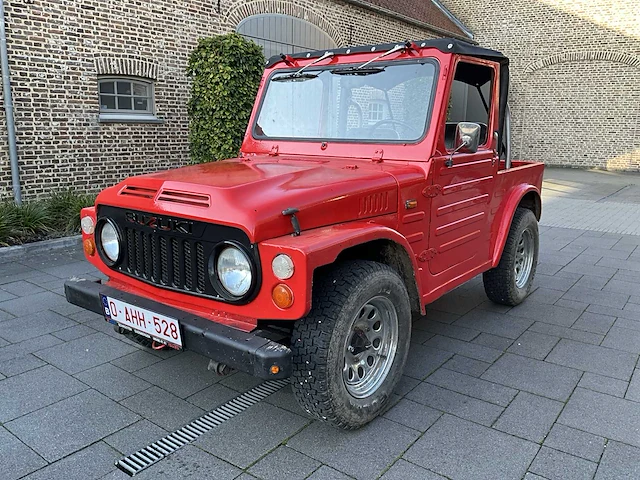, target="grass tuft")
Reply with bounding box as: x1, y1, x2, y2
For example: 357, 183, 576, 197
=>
47, 189, 97, 233
15, 201, 52, 236
0, 190, 96, 246
0, 202, 18, 246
